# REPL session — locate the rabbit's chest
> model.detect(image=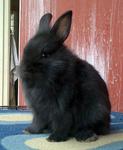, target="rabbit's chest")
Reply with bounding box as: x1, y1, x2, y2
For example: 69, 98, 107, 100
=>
23, 81, 56, 107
